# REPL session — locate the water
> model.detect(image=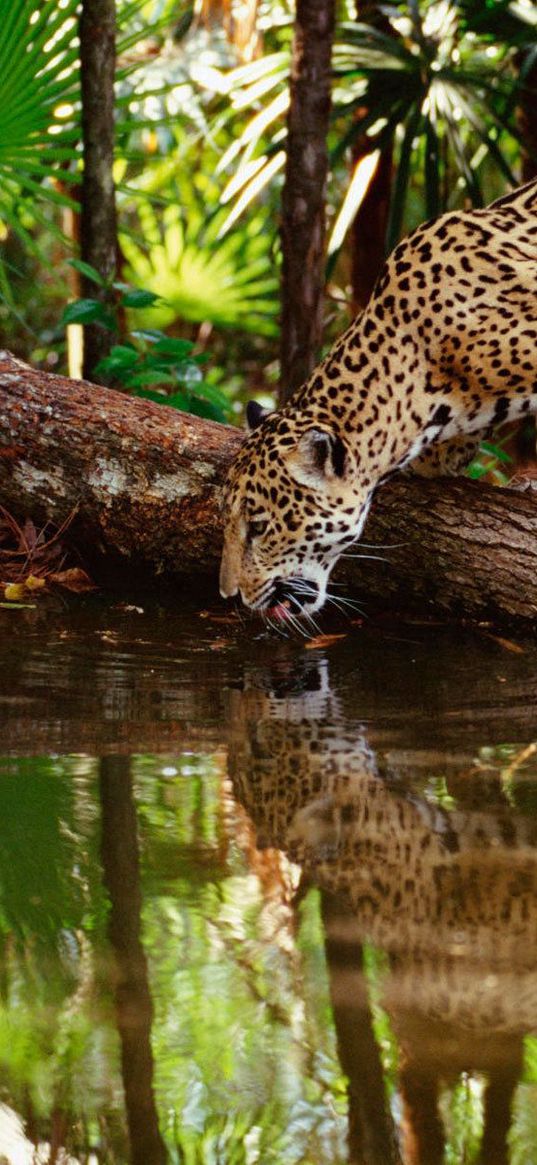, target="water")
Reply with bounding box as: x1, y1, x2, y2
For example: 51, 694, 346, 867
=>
1, 595, 537, 1164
